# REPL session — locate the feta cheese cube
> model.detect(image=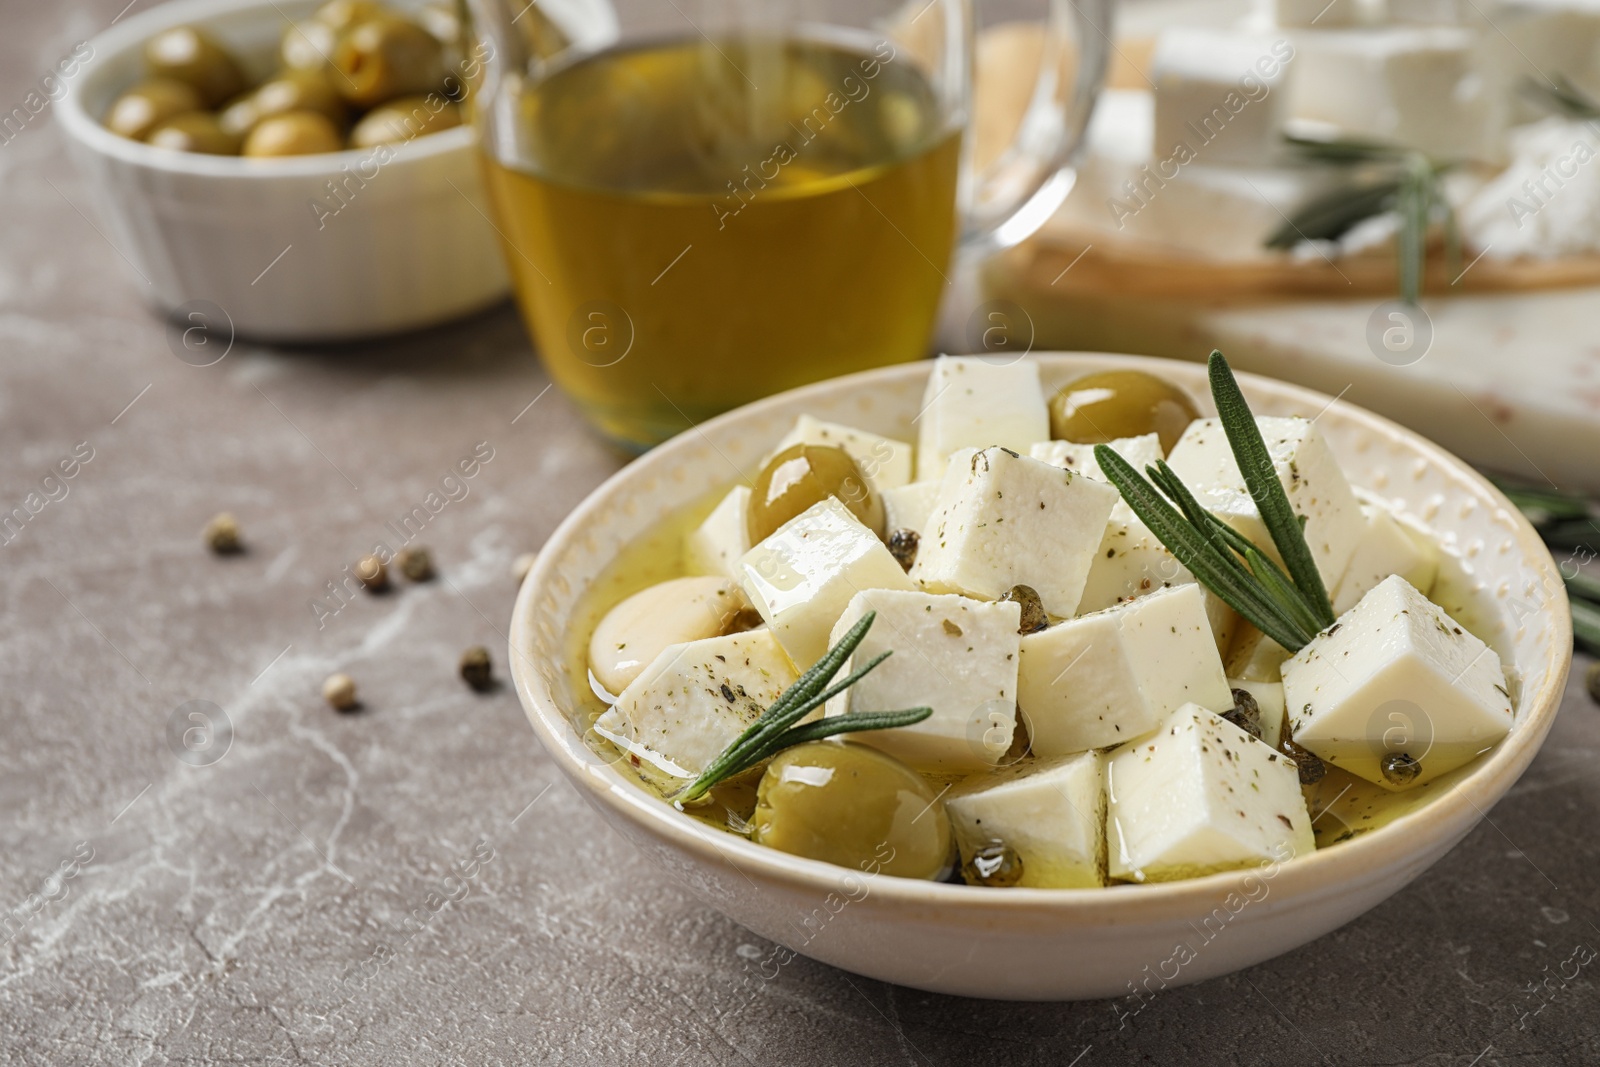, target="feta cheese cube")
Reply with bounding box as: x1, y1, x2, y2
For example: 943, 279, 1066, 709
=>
946, 752, 1105, 888
1018, 583, 1234, 755
1331, 493, 1441, 613
1281, 575, 1514, 789
685, 485, 751, 579
770, 414, 914, 493
738, 497, 915, 668
1286, 27, 1495, 161
914, 446, 1118, 618
1271, 0, 1363, 28
1230, 677, 1288, 750
1077, 523, 1240, 653
1107, 703, 1314, 882
597, 629, 799, 777
1150, 30, 1292, 166
882, 480, 942, 535
1028, 433, 1164, 489
824, 589, 1022, 772
914, 357, 1049, 480
1165, 415, 1364, 591
1226, 624, 1292, 682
